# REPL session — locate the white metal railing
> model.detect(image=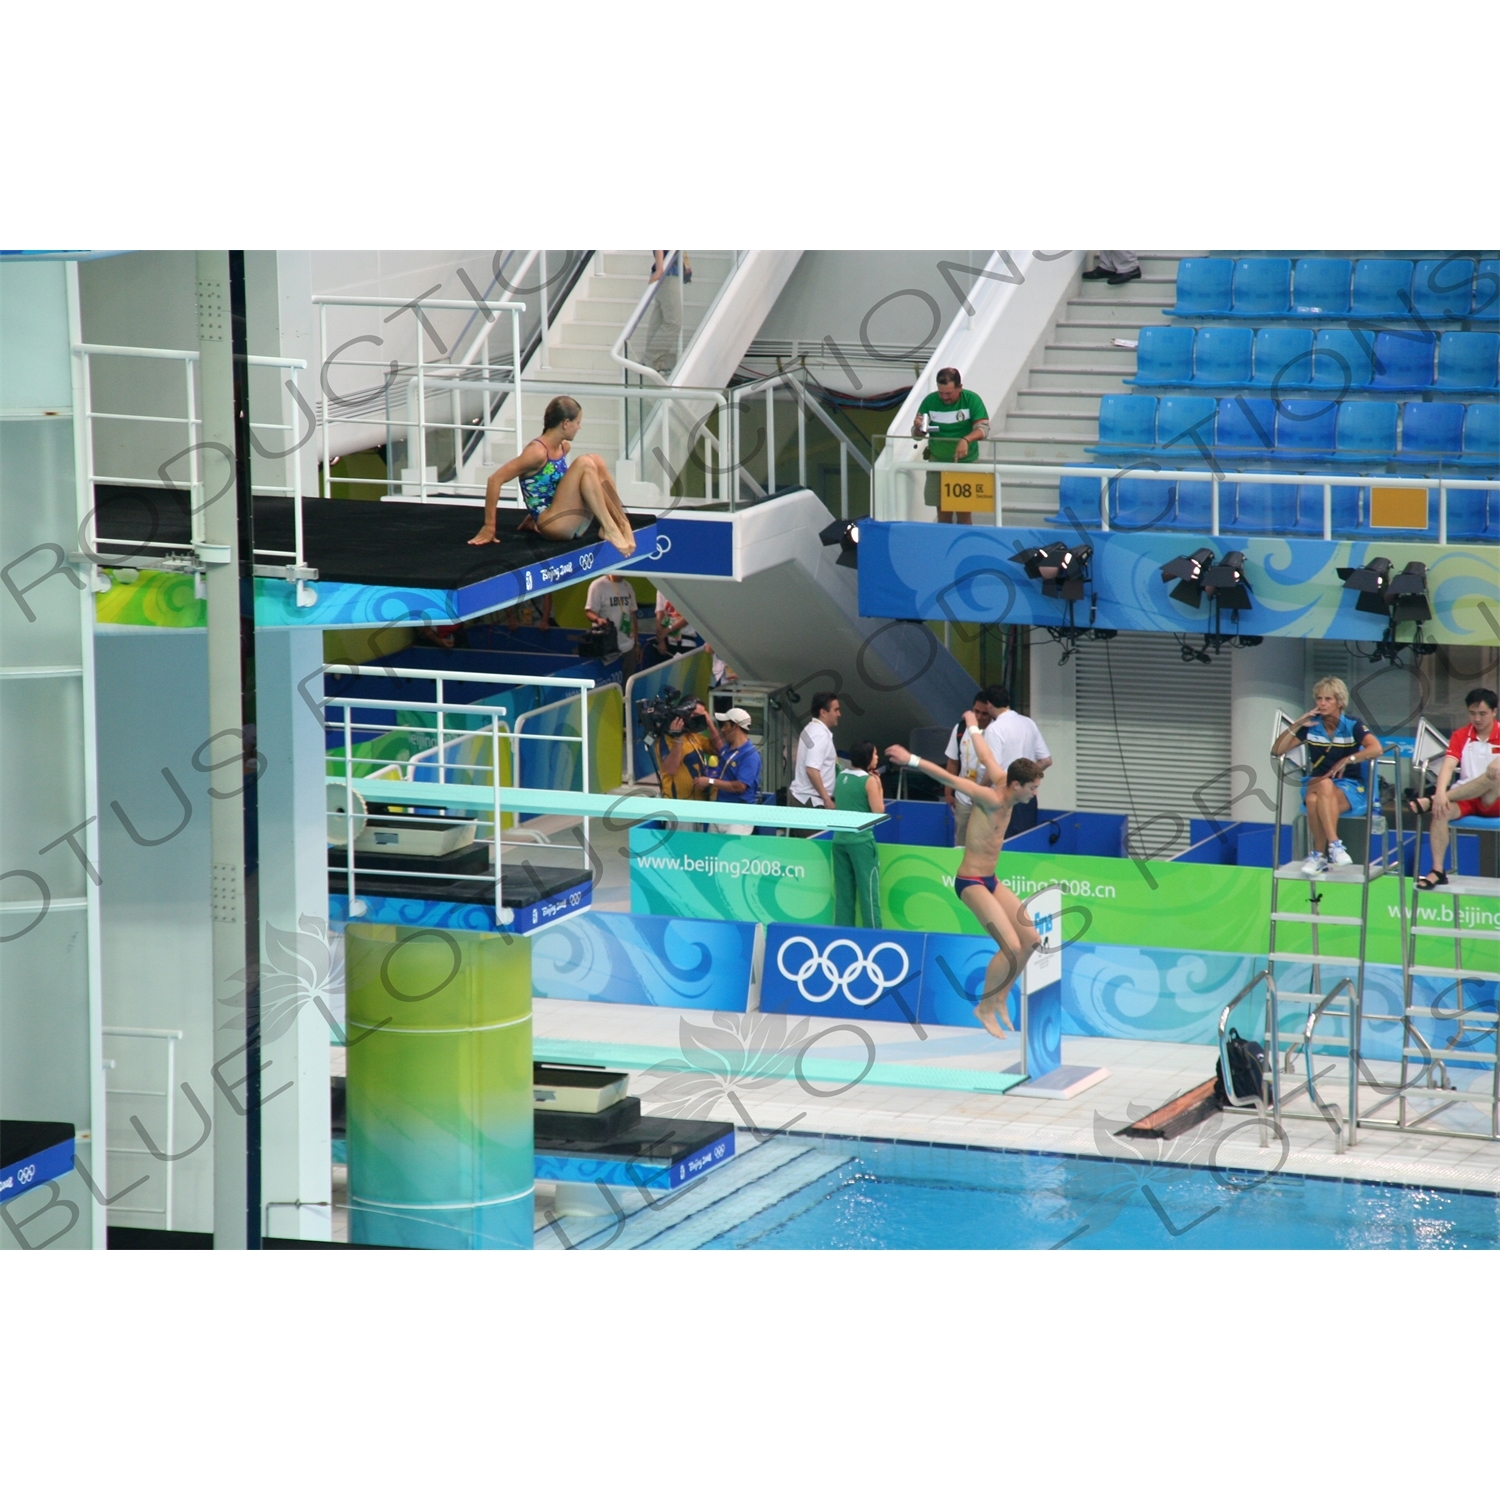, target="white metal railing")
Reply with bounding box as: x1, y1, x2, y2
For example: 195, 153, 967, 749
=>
872, 438, 1497, 543
102, 1025, 184, 1229
323, 662, 593, 926
74, 342, 317, 604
